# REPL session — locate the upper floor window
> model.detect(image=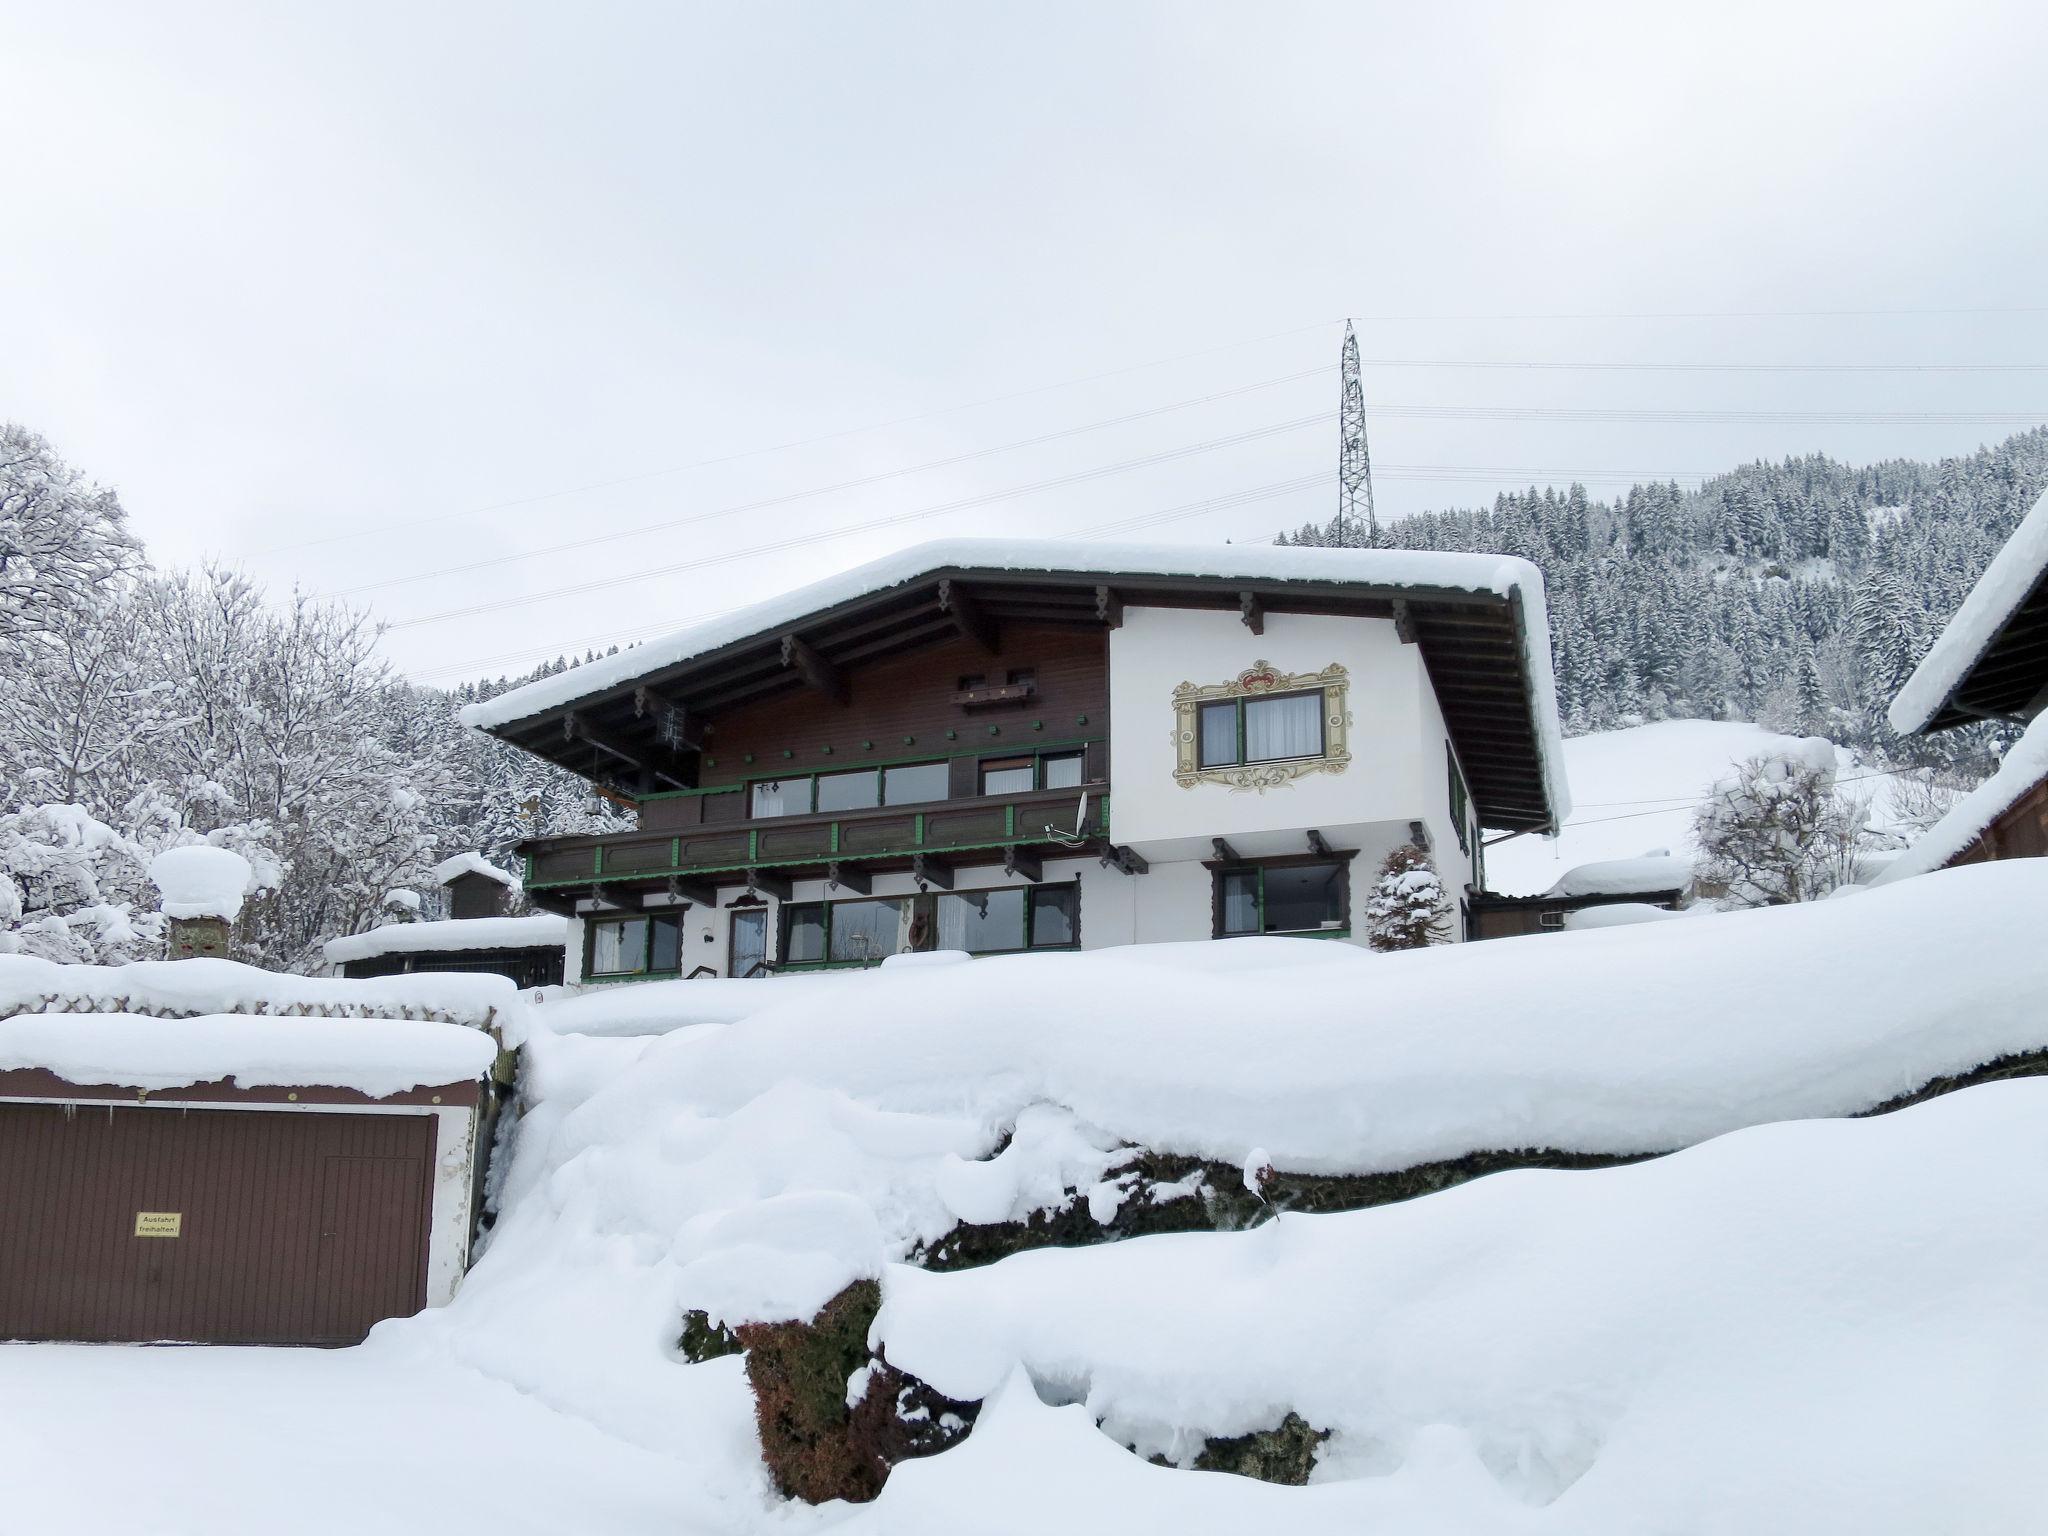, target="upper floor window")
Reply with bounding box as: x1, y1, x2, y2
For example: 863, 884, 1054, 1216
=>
1197, 690, 1325, 768
1447, 743, 1472, 855
1173, 661, 1352, 791
750, 760, 949, 819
